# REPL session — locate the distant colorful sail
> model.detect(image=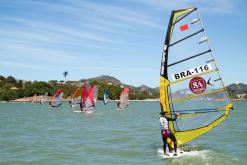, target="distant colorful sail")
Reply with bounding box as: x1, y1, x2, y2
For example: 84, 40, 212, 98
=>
70, 87, 83, 108
103, 89, 110, 105
81, 84, 95, 112
118, 87, 129, 109
50, 89, 63, 107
